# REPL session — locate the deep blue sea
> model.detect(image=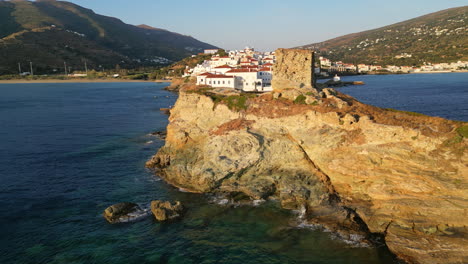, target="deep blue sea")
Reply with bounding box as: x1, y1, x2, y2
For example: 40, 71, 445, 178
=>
337, 72, 468, 121
1, 75, 465, 264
